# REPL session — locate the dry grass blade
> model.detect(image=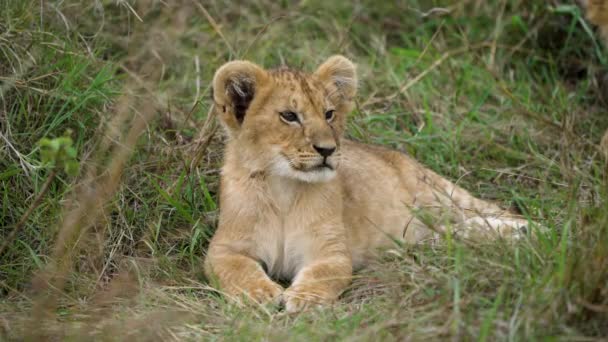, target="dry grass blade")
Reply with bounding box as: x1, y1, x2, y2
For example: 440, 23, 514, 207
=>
583, 0, 608, 45
489, 0, 508, 69
192, 0, 235, 56
25, 86, 155, 340
241, 15, 286, 59
385, 42, 493, 102
189, 104, 219, 172
601, 129, 608, 161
